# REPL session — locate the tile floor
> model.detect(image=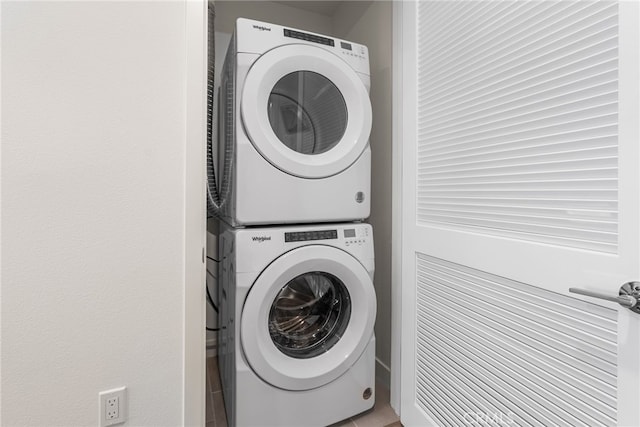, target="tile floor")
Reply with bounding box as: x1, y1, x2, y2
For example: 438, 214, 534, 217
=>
206, 356, 227, 427
206, 356, 401, 427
